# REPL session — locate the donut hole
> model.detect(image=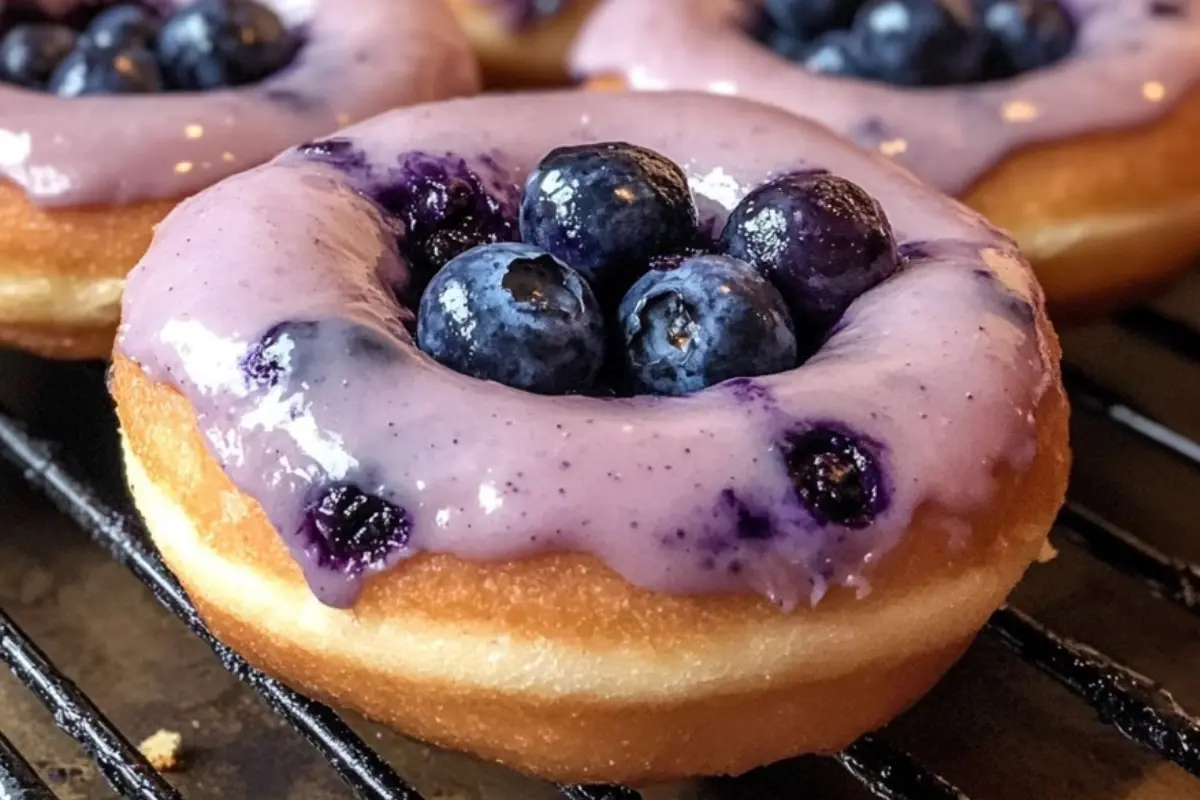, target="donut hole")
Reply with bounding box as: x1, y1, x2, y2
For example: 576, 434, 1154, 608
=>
747, 0, 1077, 87
0, 0, 304, 96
